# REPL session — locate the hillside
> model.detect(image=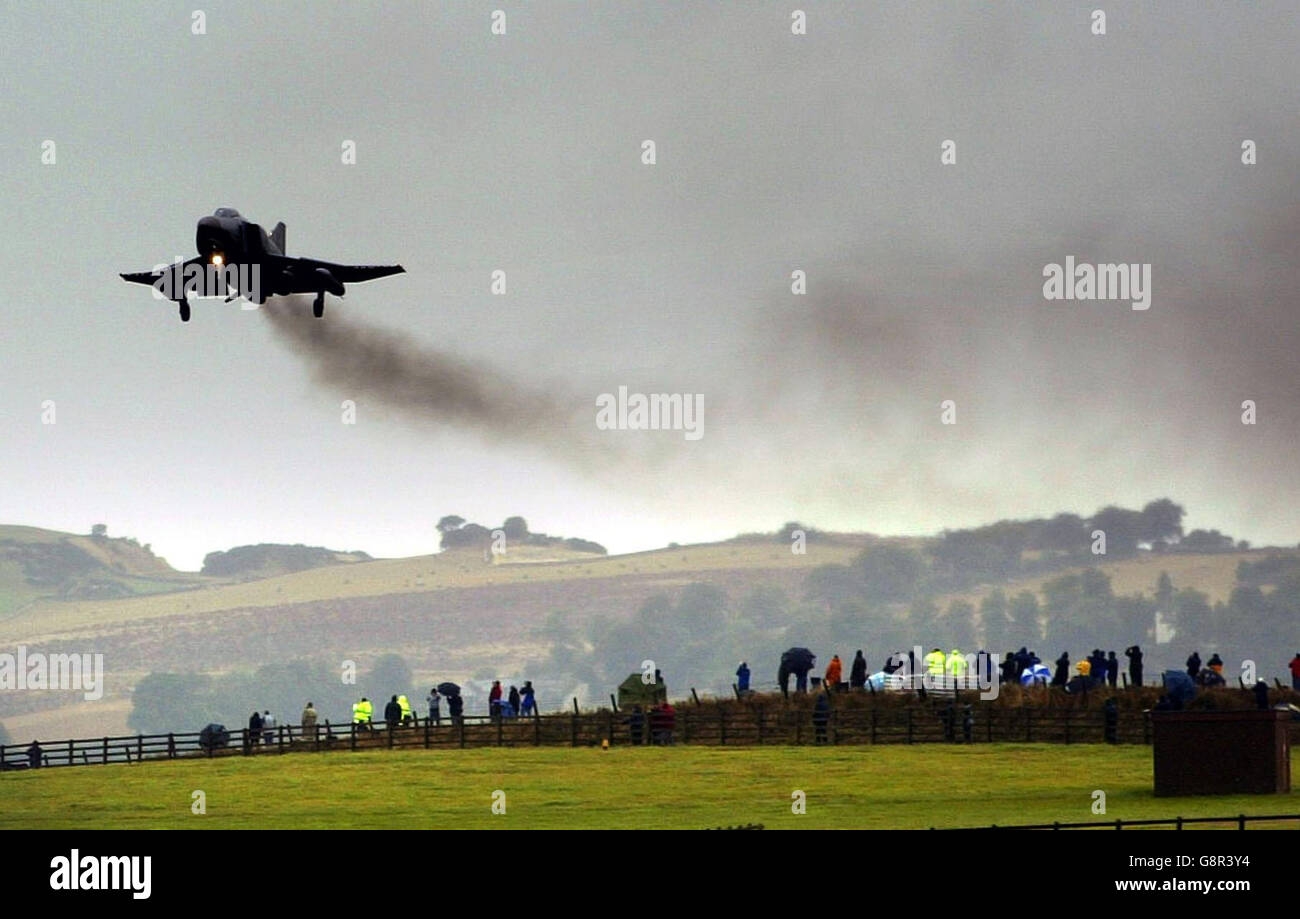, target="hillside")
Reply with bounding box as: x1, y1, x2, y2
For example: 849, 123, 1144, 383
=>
201, 543, 372, 580
0, 525, 202, 616
0, 515, 1287, 744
